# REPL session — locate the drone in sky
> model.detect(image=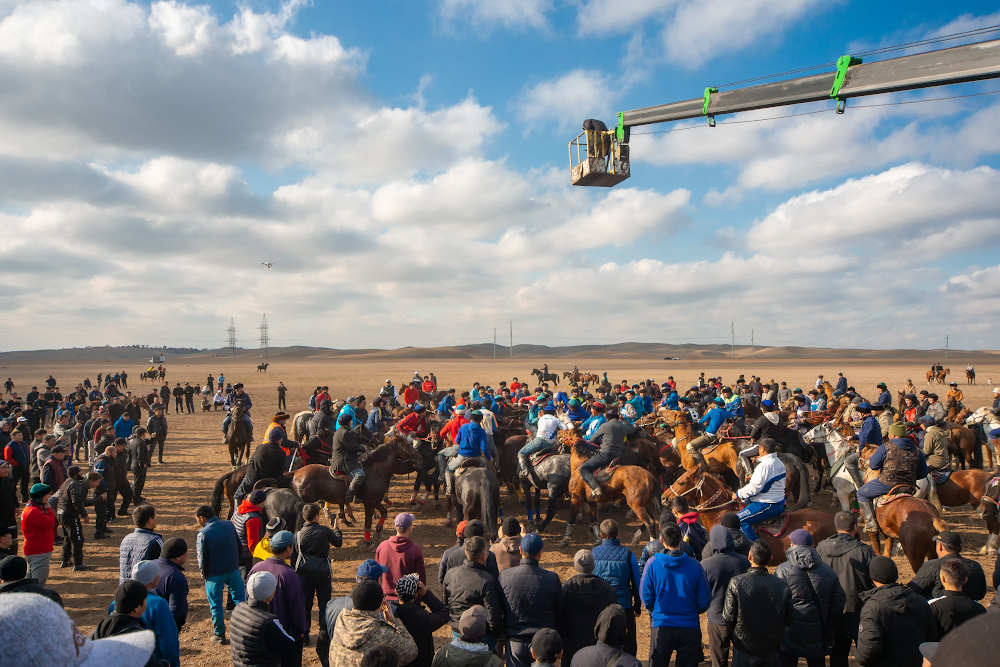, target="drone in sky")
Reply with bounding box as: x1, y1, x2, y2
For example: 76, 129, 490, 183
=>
261, 262, 275, 269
